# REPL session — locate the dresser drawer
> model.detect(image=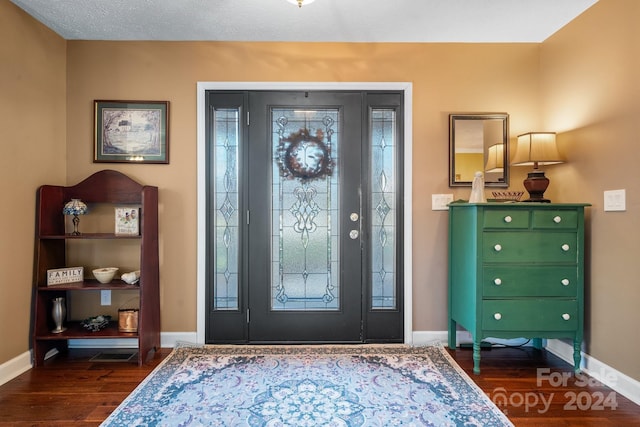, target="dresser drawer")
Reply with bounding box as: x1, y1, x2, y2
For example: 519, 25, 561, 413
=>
483, 231, 577, 263
483, 266, 578, 297
482, 300, 578, 331
483, 210, 530, 229
532, 210, 578, 229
